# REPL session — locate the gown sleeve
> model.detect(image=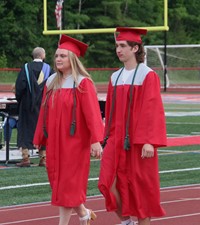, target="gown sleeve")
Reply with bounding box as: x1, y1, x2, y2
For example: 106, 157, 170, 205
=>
133, 72, 167, 147
15, 66, 27, 103
79, 78, 104, 144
